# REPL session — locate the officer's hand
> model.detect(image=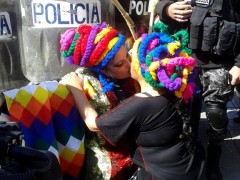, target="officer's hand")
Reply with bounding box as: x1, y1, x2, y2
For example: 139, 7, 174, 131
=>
229, 66, 240, 85
167, 1, 192, 22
